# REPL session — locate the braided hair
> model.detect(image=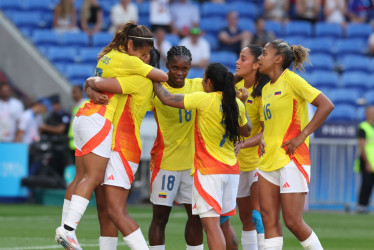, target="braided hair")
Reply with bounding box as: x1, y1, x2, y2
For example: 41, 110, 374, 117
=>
166, 46, 192, 63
